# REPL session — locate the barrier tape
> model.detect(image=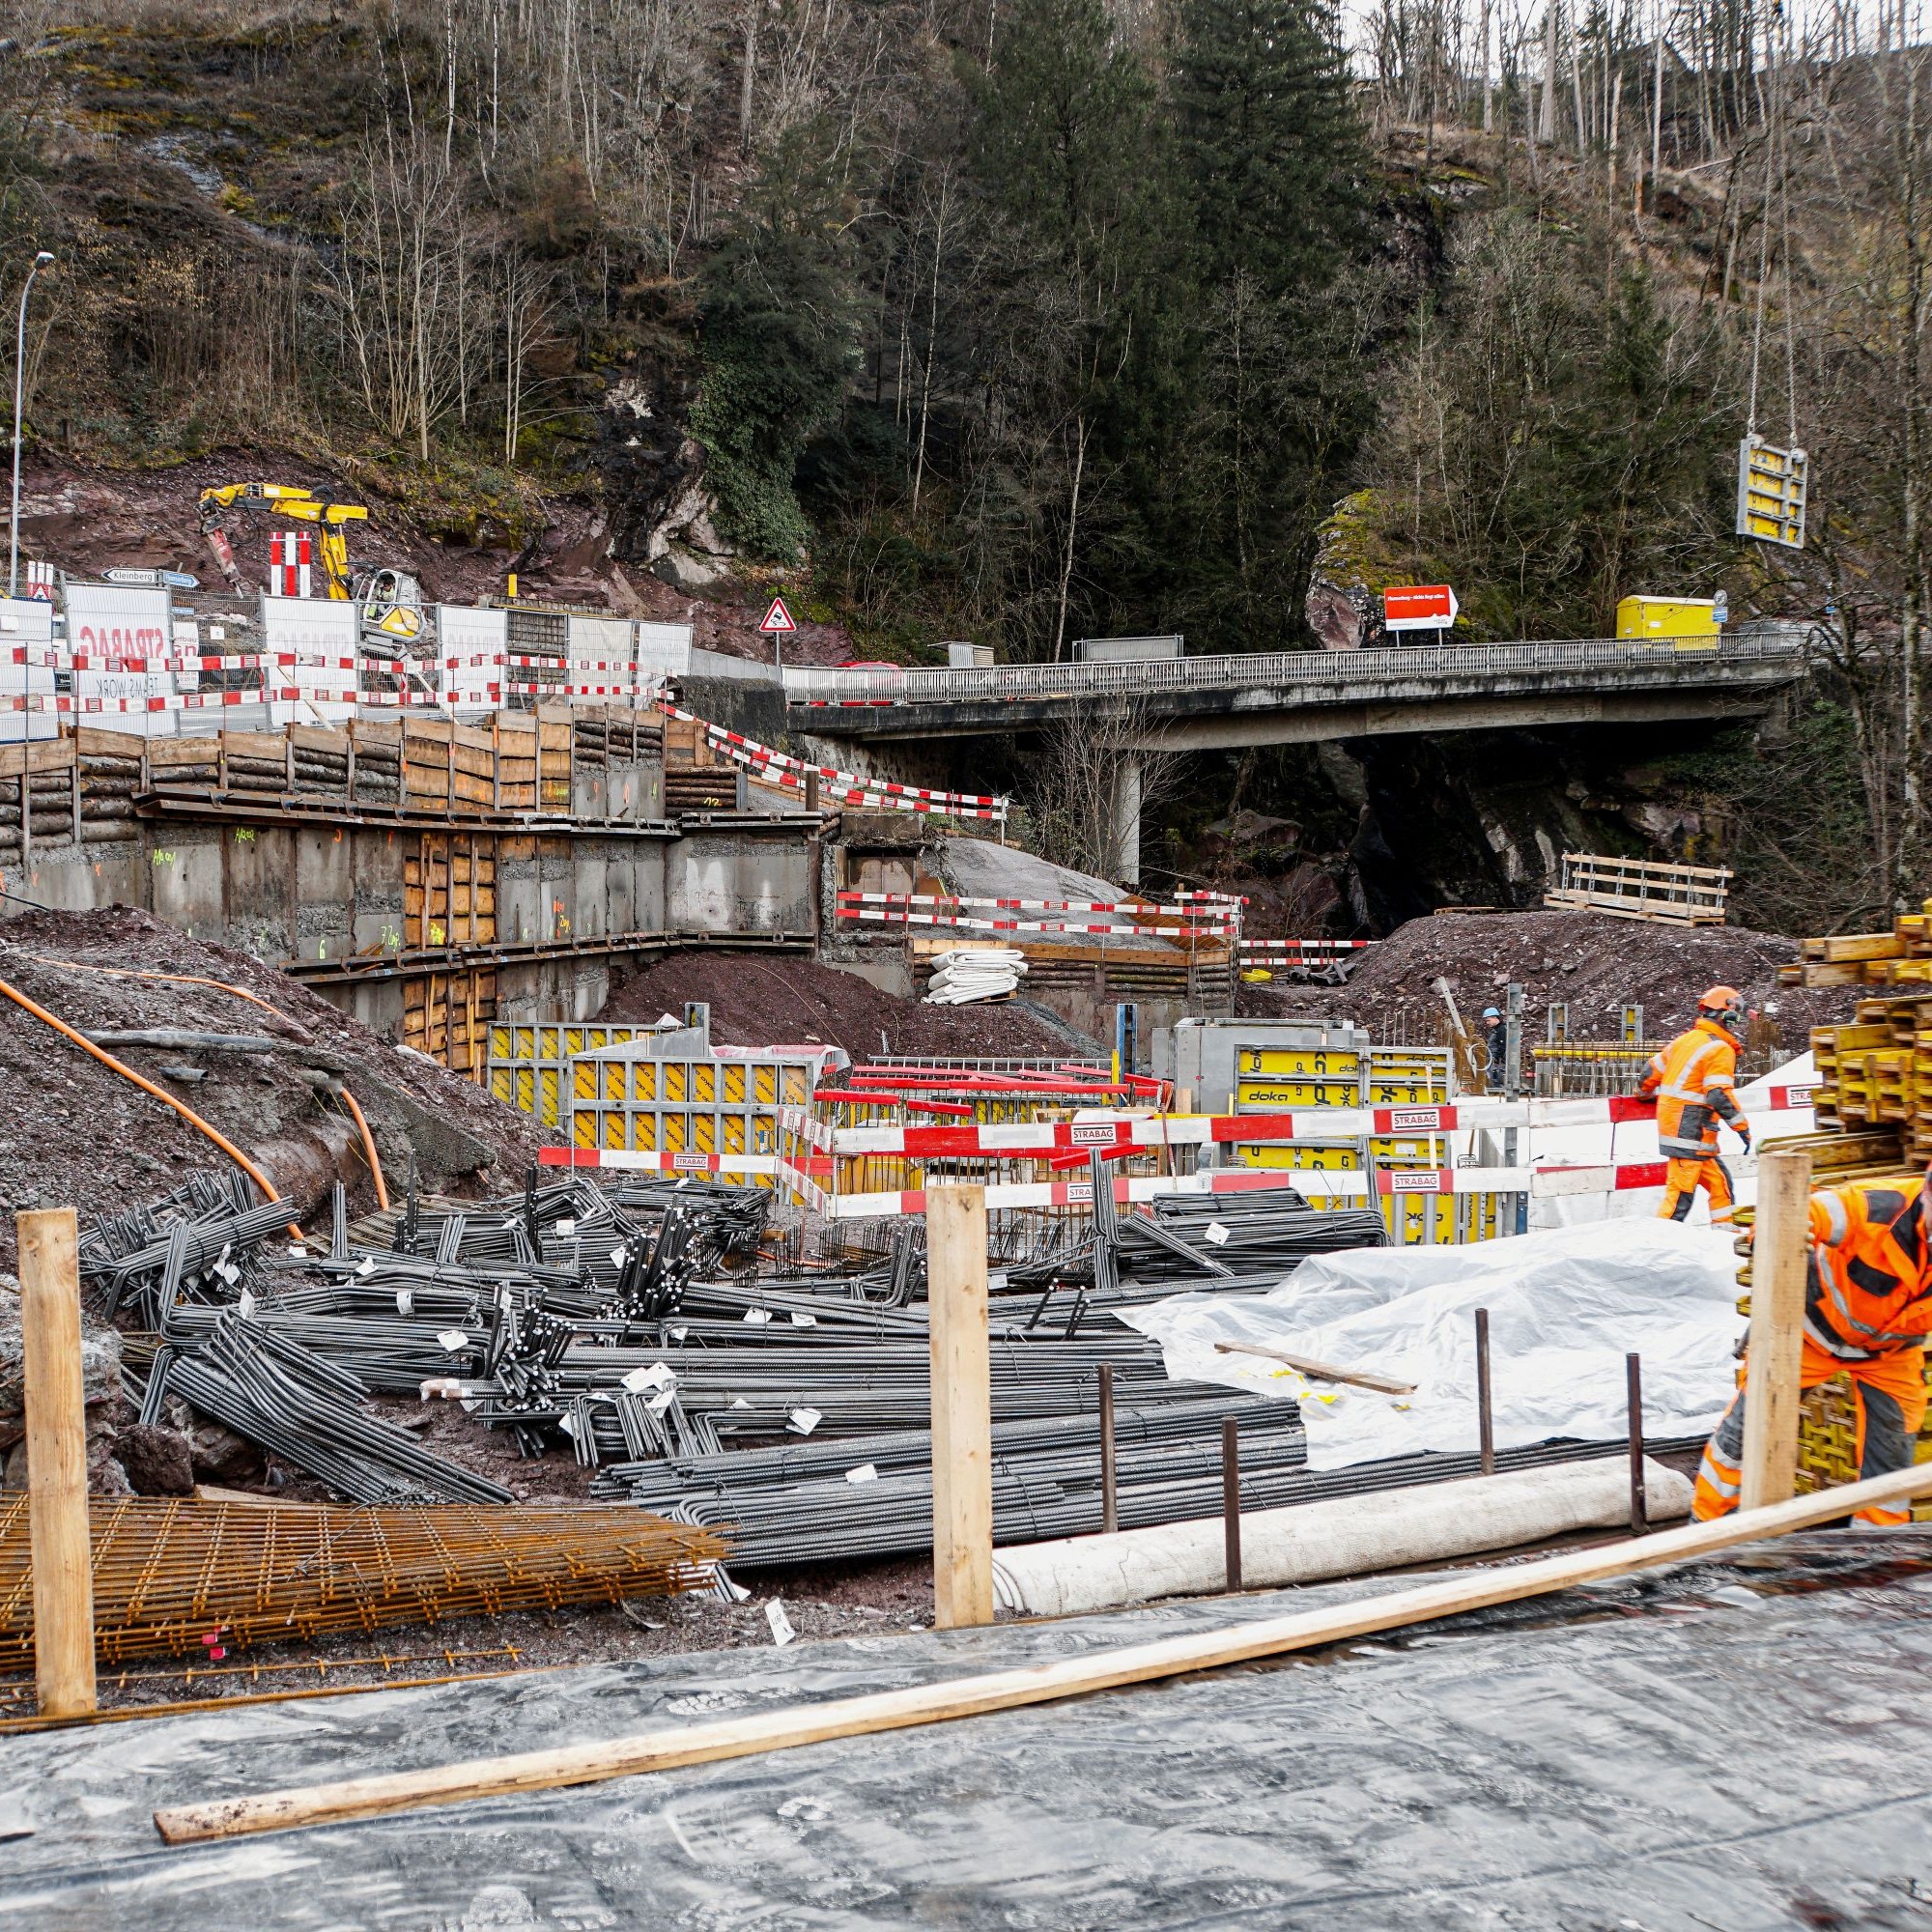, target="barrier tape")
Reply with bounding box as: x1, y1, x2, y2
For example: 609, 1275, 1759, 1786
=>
539, 1148, 781, 1177
840, 904, 1233, 940
659, 699, 1009, 821
812, 1088, 1814, 1157
841, 889, 1240, 923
